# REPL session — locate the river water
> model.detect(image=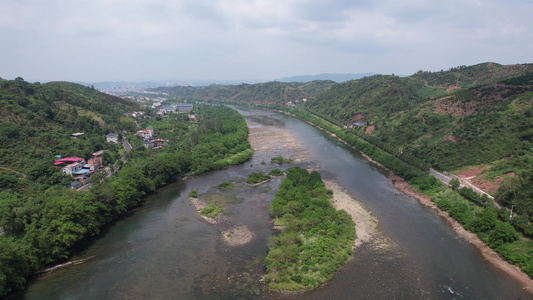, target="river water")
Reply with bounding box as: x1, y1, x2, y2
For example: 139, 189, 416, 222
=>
14, 107, 529, 299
